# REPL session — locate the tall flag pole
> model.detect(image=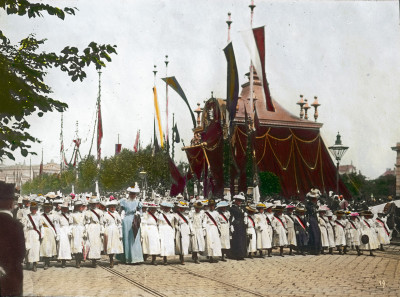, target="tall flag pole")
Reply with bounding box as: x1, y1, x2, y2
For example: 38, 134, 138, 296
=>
115, 133, 122, 155
153, 65, 164, 148
97, 71, 103, 165
60, 112, 65, 172
172, 113, 175, 161
39, 148, 43, 175
165, 55, 169, 154
249, 0, 256, 118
